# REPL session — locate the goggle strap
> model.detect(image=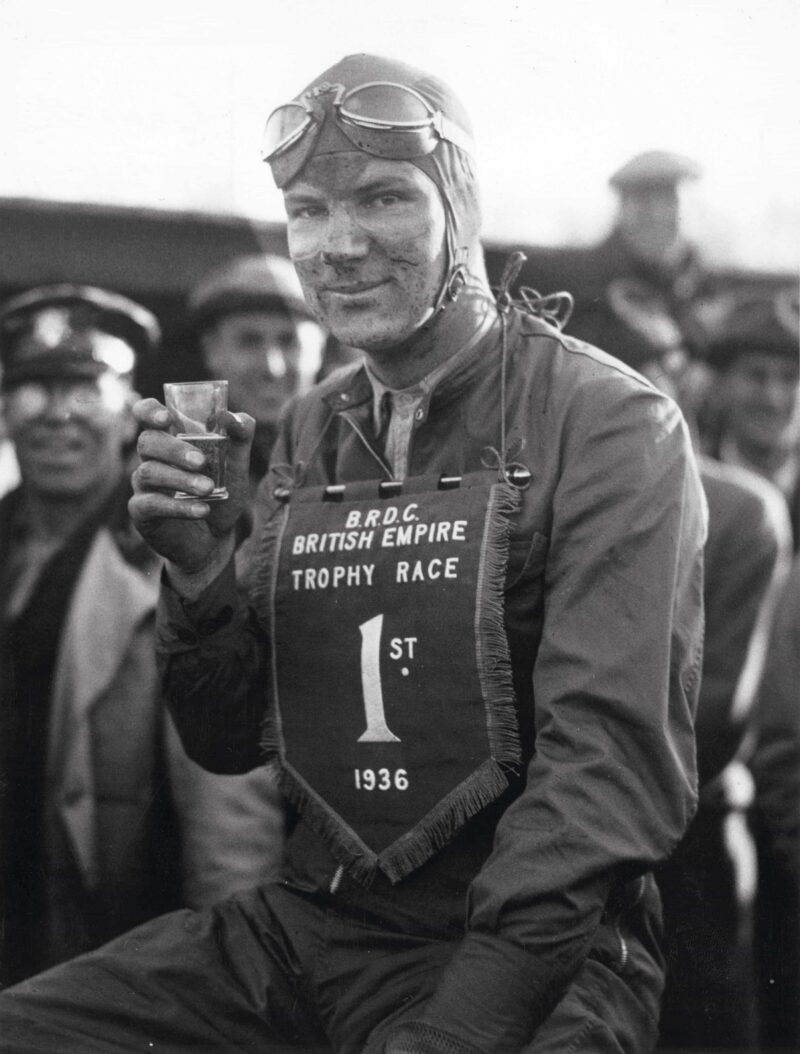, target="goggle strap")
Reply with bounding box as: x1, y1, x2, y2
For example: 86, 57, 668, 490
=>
434, 113, 474, 157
